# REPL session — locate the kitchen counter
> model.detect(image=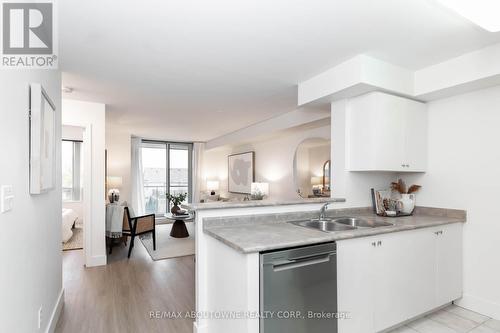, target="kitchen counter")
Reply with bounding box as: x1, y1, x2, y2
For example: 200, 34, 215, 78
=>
184, 197, 346, 211
203, 207, 466, 253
